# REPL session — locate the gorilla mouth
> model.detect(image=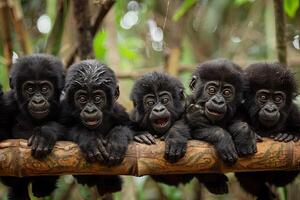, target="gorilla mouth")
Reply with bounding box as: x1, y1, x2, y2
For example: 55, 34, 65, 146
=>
205, 107, 224, 117
82, 117, 102, 128
153, 117, 170, 128
259, 112, 280, 127
29, 108, 50, 119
